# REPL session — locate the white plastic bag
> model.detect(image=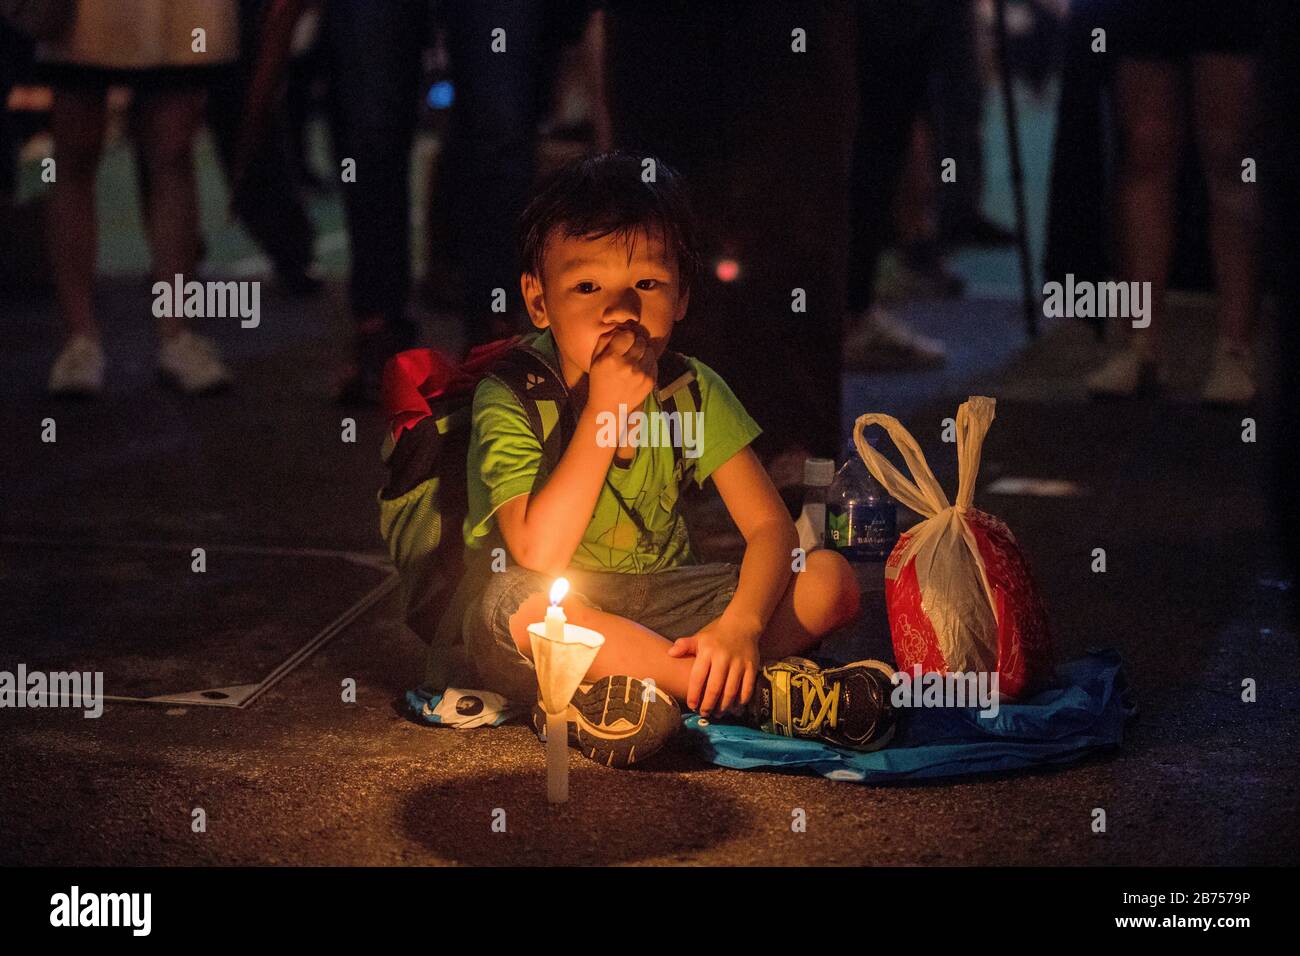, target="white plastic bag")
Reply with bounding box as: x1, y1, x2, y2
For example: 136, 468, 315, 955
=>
853, 396, 1052, 698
